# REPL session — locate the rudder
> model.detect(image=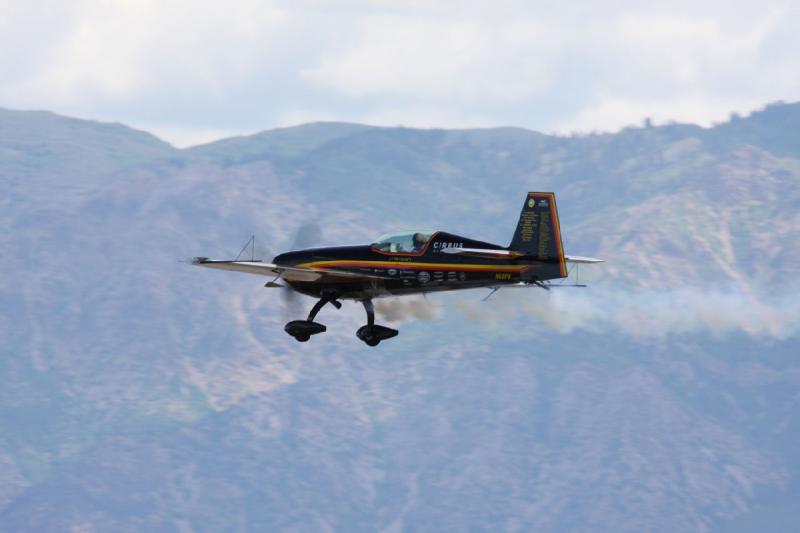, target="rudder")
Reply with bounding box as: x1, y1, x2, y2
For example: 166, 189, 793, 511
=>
509, 192, 567, 279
